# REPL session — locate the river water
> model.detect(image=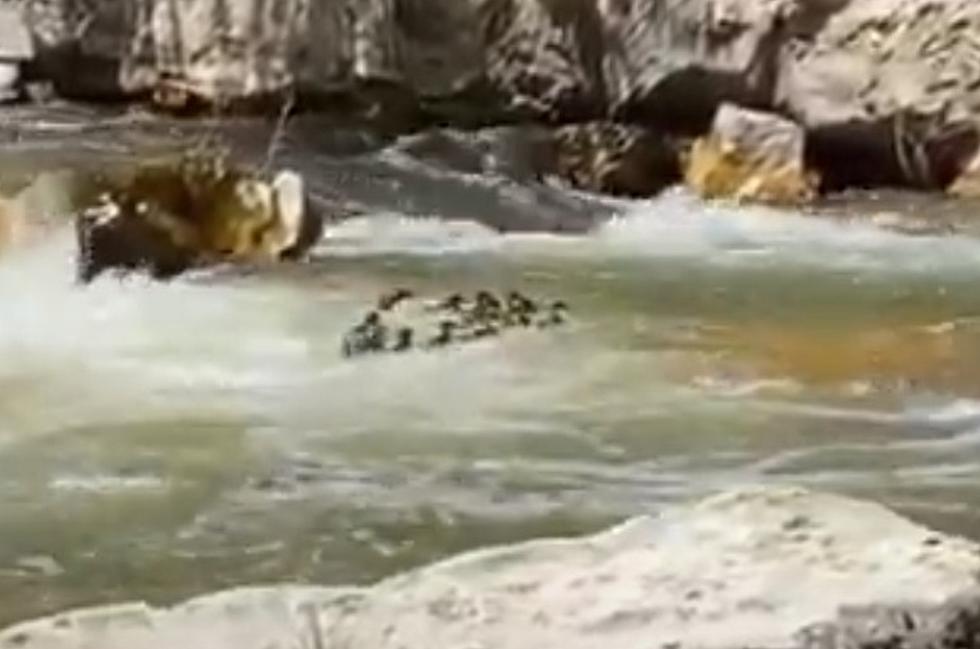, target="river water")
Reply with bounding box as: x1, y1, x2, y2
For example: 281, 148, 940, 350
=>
2, 106, 980, 626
